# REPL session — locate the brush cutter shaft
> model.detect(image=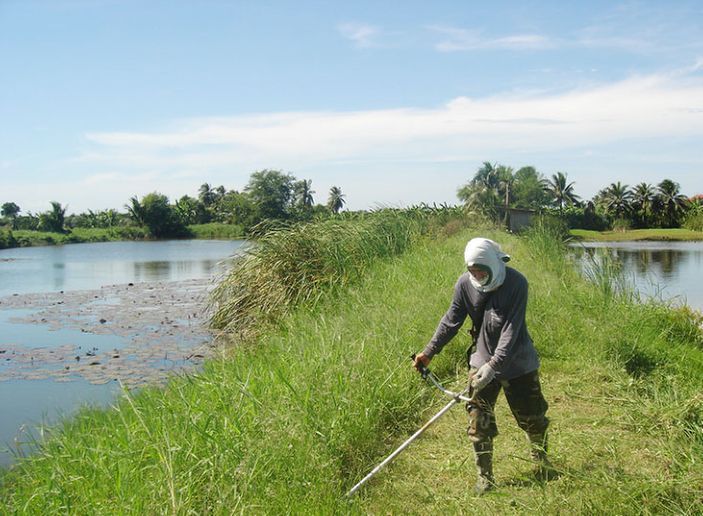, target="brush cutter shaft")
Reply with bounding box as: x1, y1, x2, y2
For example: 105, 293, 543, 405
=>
346, 397, 459, 497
